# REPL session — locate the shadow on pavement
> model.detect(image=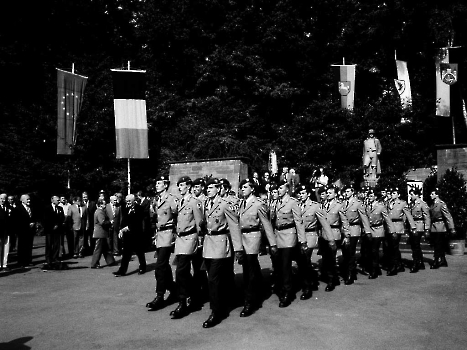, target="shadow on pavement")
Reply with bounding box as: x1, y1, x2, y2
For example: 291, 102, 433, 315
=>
0, 336, 33, 350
